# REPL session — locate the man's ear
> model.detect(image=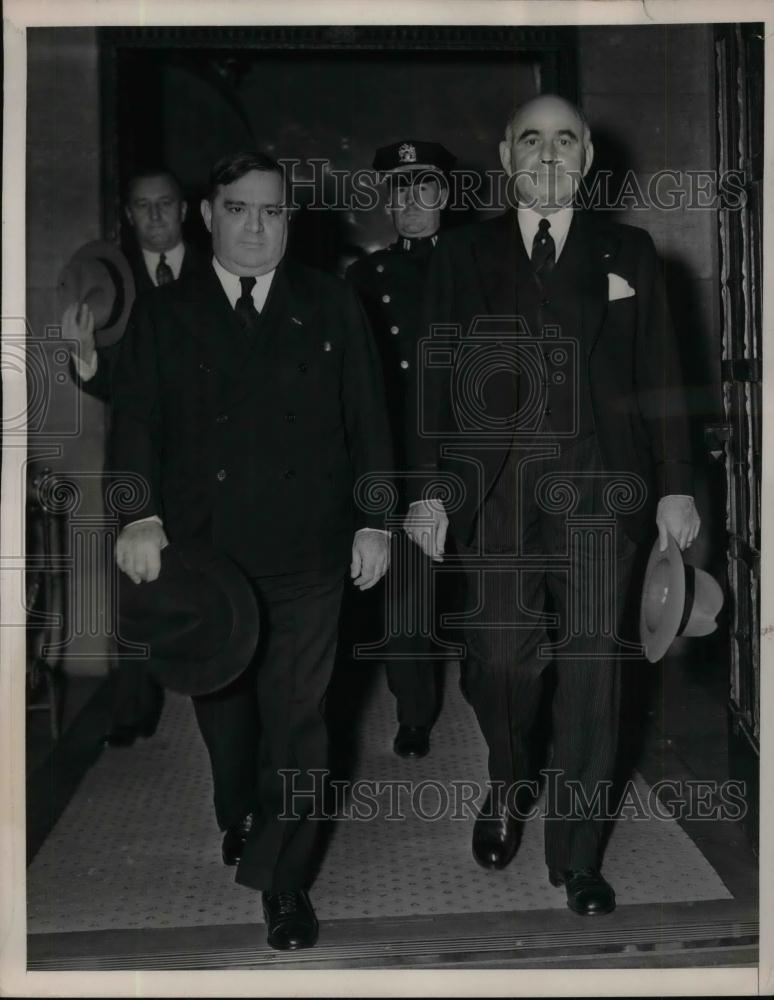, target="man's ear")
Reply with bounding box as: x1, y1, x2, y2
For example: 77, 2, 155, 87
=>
124, 205, 135, 228
180, 200, 188, 223
200, 198, 212, 234
499, 139, 513, 176
582, 139, 595, 177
